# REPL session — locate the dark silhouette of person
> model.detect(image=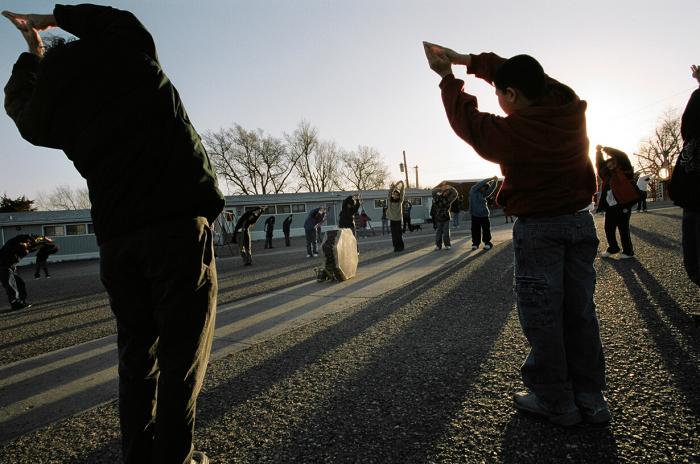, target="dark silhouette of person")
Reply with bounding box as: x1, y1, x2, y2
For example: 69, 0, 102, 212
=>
264, 215, 275, 249
282, 214, 293, 246
0, 234, 40, 310
3, 5, 224, 463
34, 237, 58, 278
233, 207, 264, 265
